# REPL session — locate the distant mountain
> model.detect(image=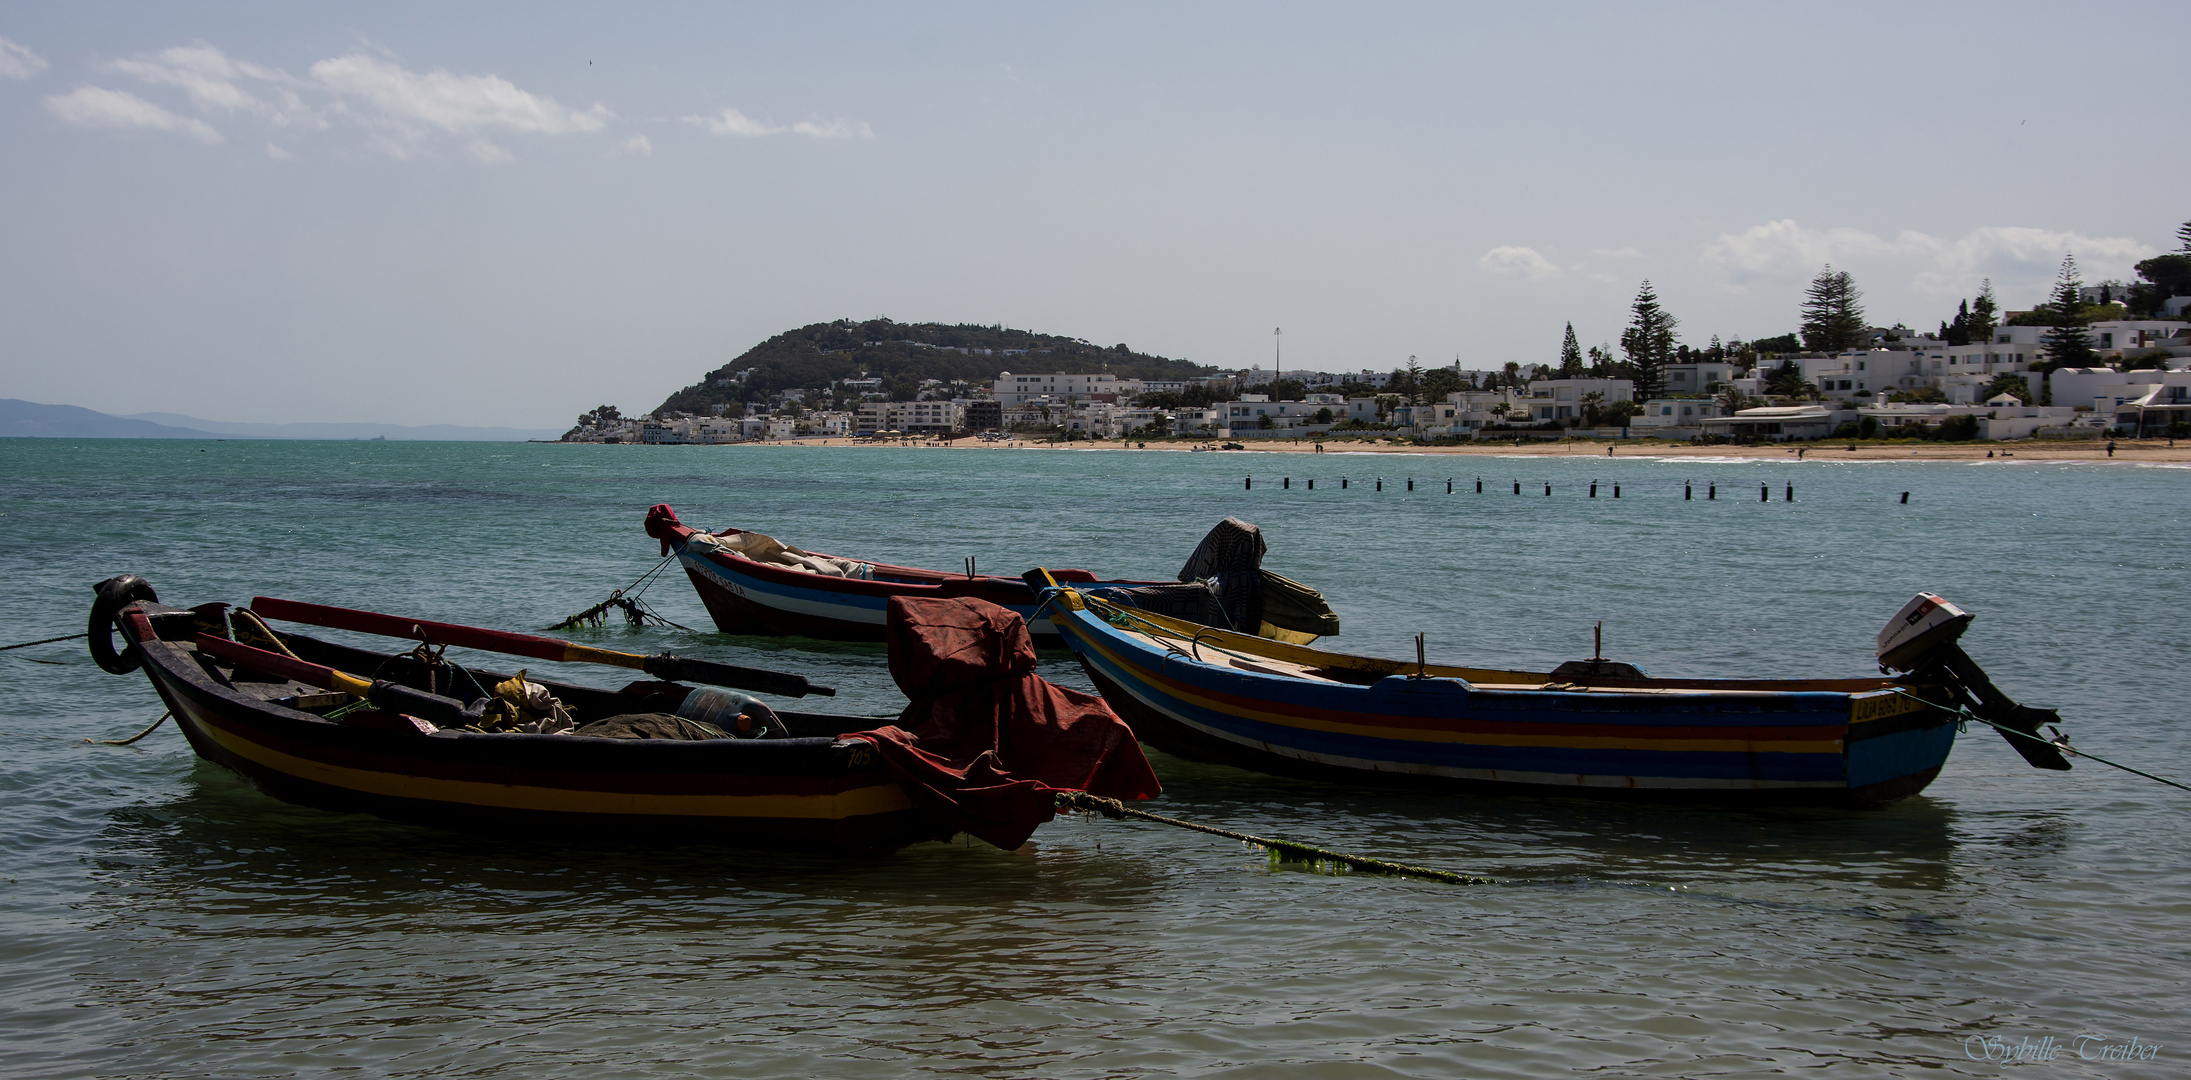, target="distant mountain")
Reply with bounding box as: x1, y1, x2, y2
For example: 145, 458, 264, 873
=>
650, 318, 1216, 417
0, 400, 560, 440
123, 412, 562, 442
2, 399, 223, 439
